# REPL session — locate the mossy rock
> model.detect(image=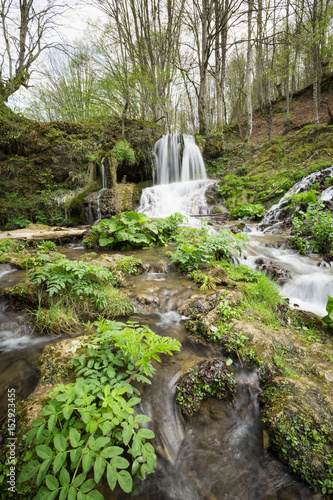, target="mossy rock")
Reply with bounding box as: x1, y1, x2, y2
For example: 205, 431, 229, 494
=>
262, 376, 333, 492
5, 279, 39, 307
176, 358, 236, 418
